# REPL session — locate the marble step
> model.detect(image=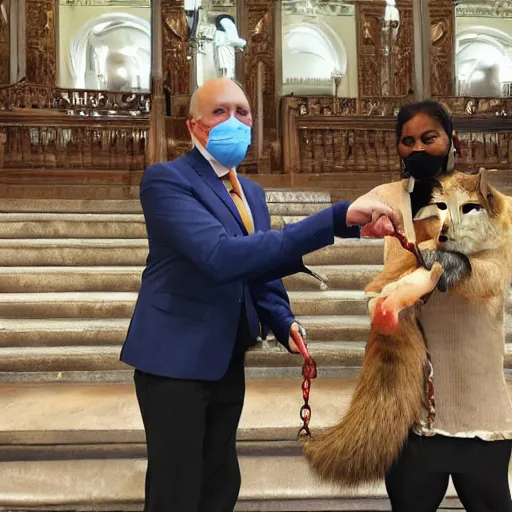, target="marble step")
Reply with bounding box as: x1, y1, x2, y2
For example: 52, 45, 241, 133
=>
0, 316, 372, 347
0, 238, 384, 267
1, 314, 510, 353
0, 342, 362, 373
0, 265, 382, 293
0, 190, 331, 214
0, 456, 469, 511
0, 213, 309, 238
0, 340, 511, 374
0, 290, 370, 319
0, 448, 466, 511
0, 378, 497, 509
